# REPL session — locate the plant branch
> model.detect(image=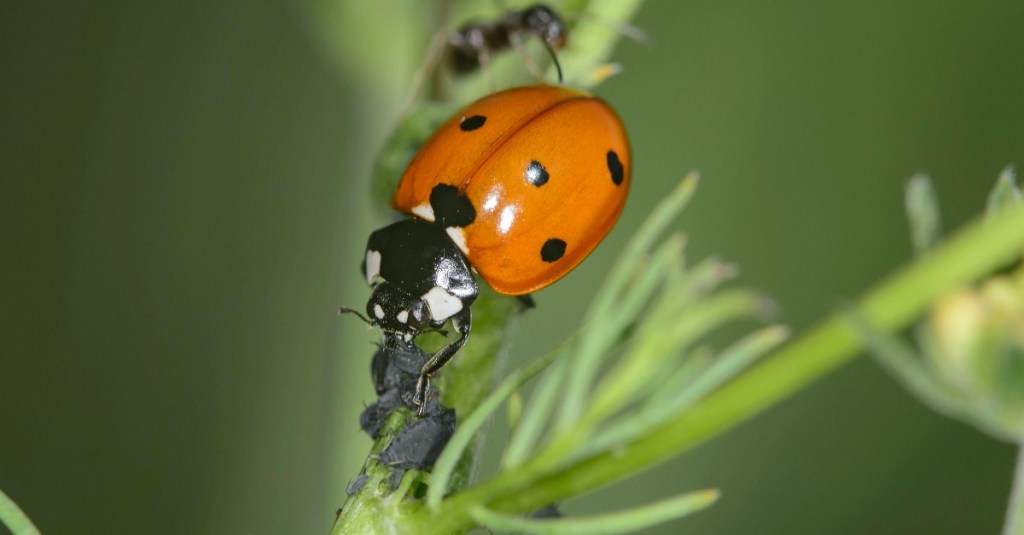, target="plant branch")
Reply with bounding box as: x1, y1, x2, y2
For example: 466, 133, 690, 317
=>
1004, 440, 1024, 535
407, 203, 1024, 533
0, 488, 40, 535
